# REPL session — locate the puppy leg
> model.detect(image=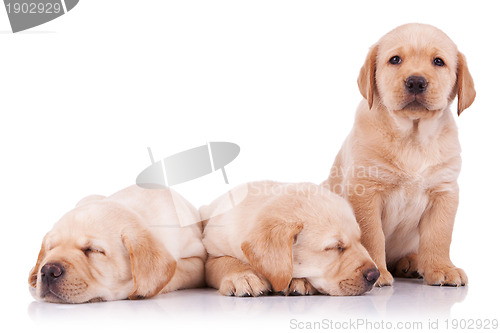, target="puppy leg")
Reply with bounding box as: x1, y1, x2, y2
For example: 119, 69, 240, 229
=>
286, 278, 317, 296
162, 257, 205, 293
418, 188, 467, 286
350, 191, 393, 287
361, 227, 393, 287
206, 256, 271, 296
390, 253, 421, 278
